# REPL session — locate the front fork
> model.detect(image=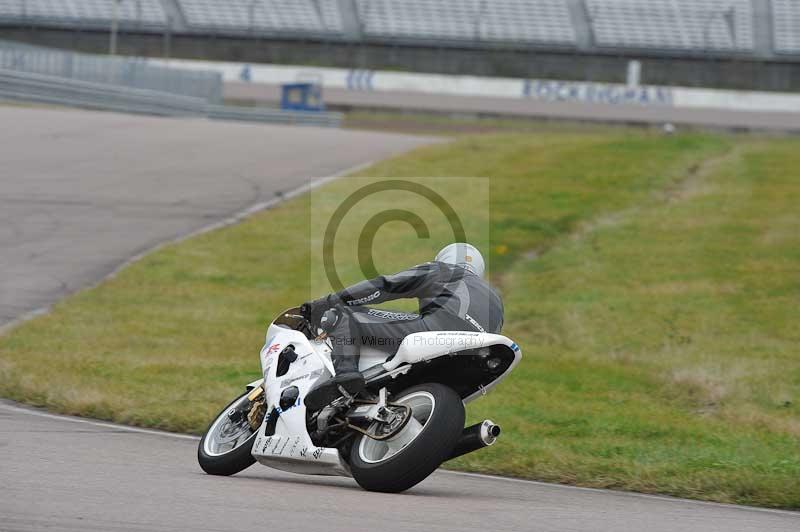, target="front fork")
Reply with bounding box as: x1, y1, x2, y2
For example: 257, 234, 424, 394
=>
227, 379, 266, 430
